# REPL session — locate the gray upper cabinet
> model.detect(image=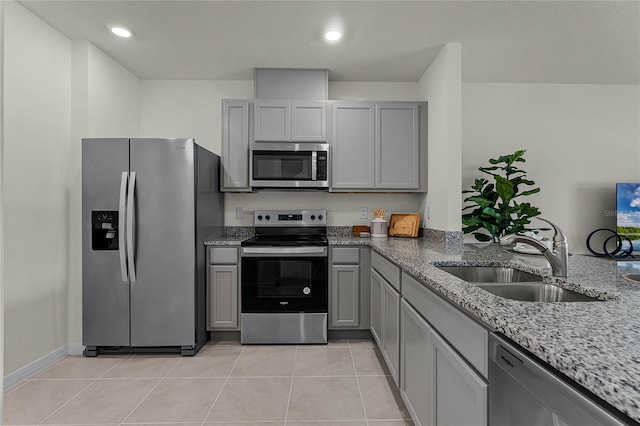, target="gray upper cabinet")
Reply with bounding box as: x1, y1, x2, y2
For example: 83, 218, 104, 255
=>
254, 100, 290, 141
375, 102, 420, 190
331, 102, 375, 189
254, 100, 326, 142
221, 100, 251, 192
330, 101, 425, 192
292, 101, 327, 141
